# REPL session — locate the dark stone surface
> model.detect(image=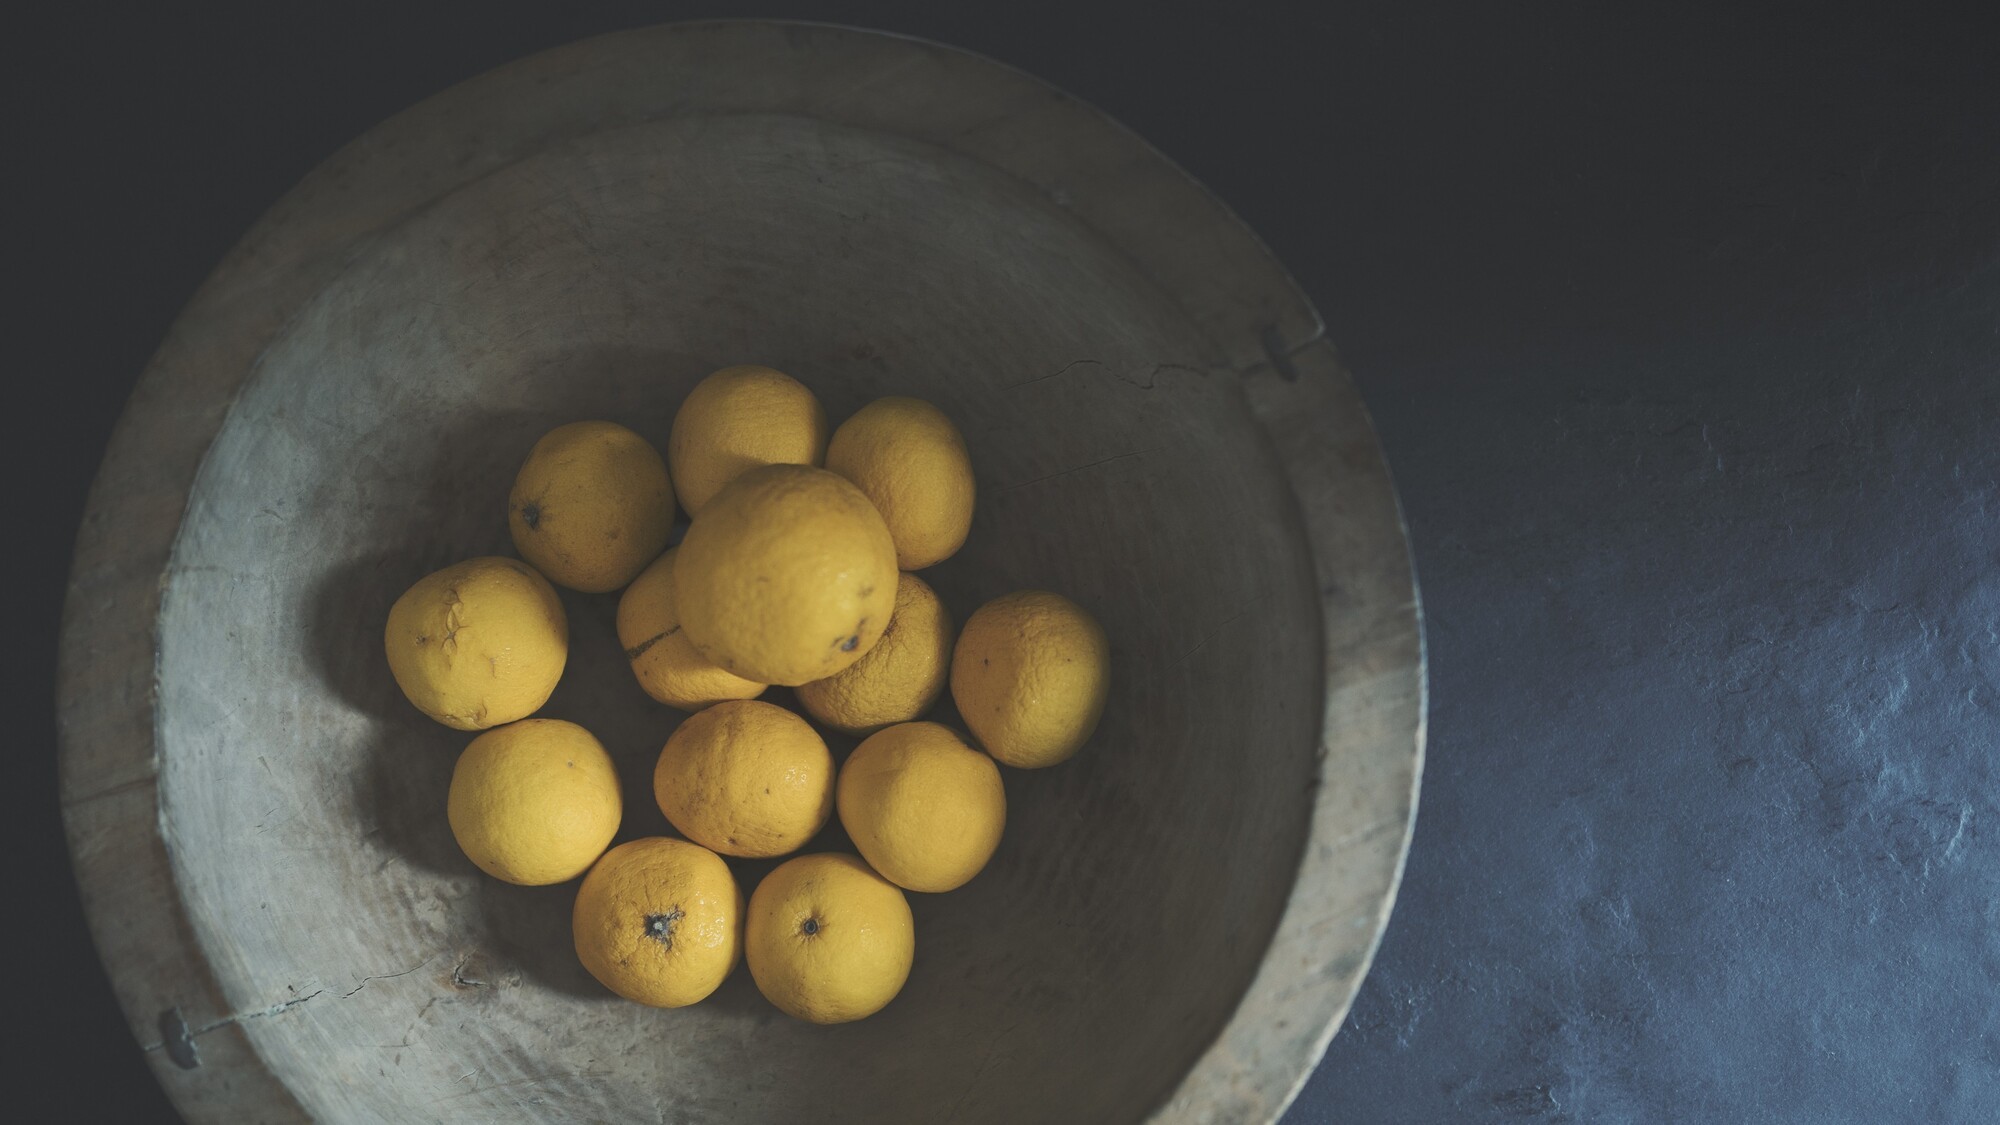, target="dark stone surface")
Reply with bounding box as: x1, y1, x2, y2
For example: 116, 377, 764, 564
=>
19, 2, 1995, 1121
